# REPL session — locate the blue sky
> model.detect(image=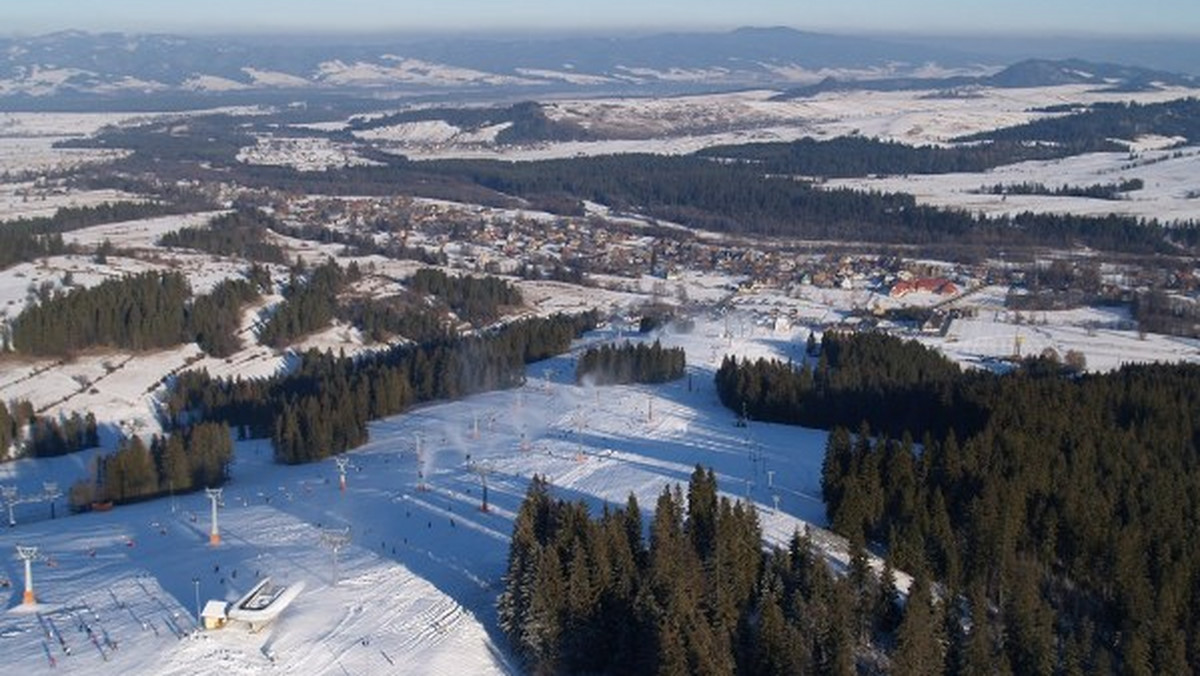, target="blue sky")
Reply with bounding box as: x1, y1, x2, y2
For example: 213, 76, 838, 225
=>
5, 0, 1200, 36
